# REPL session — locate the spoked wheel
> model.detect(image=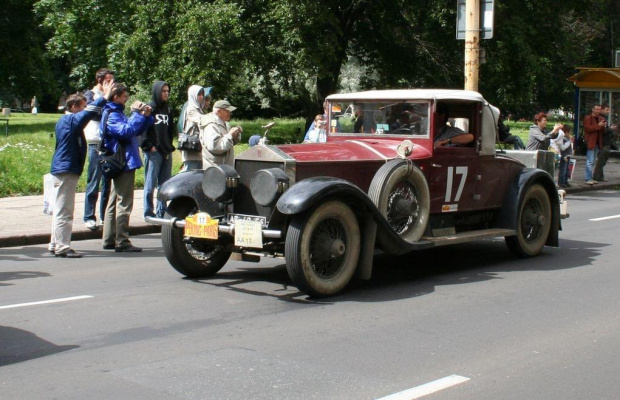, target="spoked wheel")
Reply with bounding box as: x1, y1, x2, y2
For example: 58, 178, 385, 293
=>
161, 201, 231, 278
506, 184, 552, 257
285, 201, 361, 297
368, 159, 430, 243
